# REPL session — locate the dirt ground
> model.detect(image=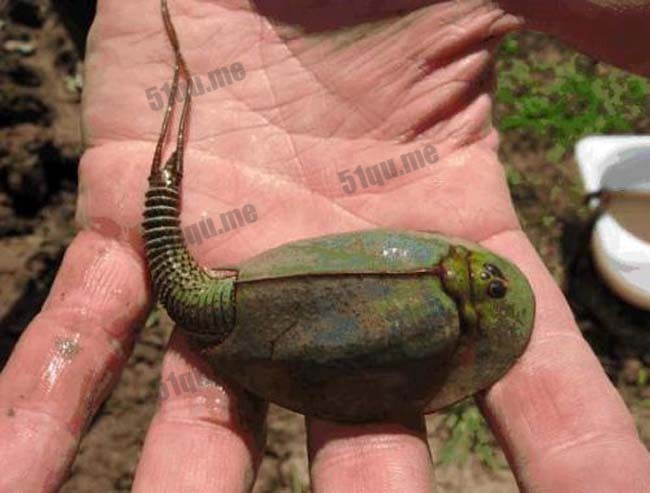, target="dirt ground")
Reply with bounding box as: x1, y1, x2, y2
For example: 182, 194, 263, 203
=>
1, 2, 649, 492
